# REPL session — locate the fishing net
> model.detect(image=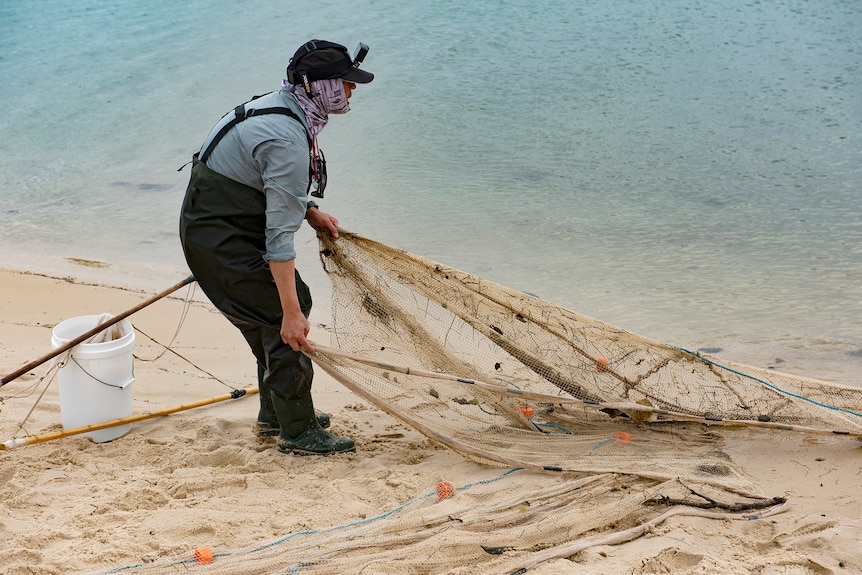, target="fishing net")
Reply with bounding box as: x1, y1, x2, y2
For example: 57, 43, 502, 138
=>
82, 471, 784, 575
311, 230, 862, 478
82, 229, 862, 575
